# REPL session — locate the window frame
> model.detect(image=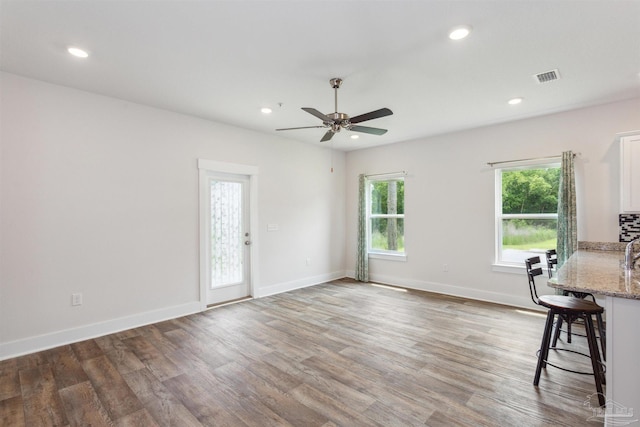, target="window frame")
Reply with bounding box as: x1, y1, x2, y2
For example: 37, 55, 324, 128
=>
366, 174, 406, 261
494, 159, 560, 269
